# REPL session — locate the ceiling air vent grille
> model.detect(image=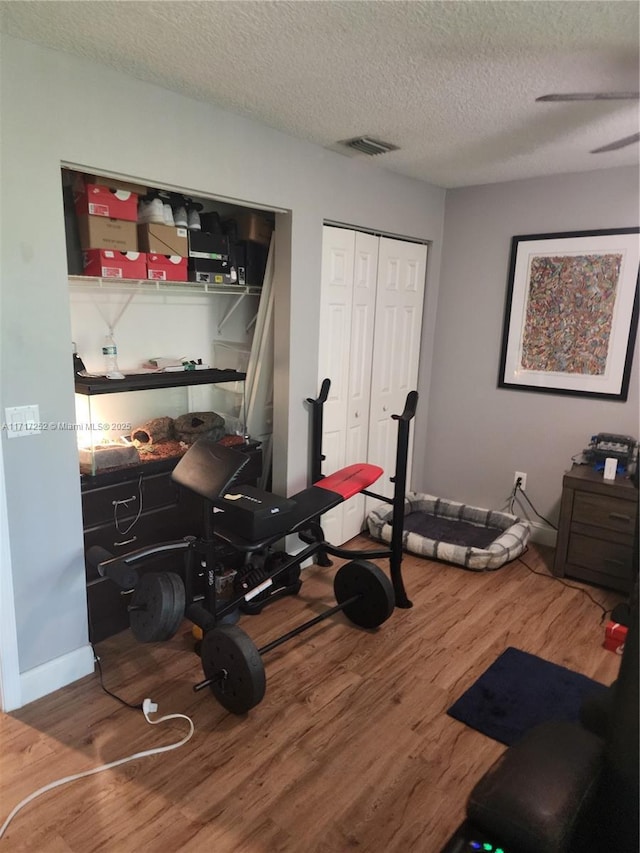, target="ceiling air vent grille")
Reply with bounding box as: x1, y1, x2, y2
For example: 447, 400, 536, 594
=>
341, 136, 399, 156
